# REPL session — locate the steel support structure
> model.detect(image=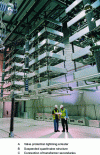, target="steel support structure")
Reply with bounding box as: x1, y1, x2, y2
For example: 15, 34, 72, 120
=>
9, 93, 14, 138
